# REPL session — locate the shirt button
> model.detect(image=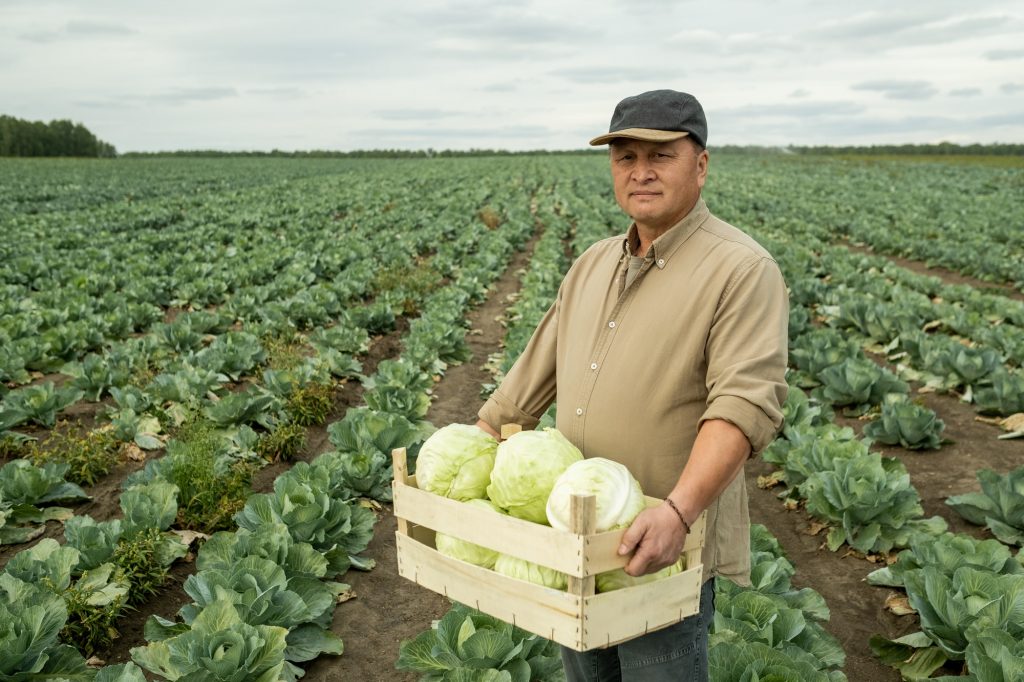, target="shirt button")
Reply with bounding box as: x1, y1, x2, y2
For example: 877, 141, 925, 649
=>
608, 321, 616, 328
657, 258, 665, 267
575, 408, 583, 416
590, 363, 598, 370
